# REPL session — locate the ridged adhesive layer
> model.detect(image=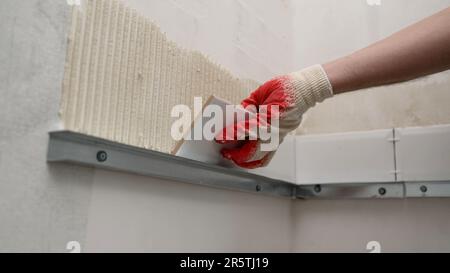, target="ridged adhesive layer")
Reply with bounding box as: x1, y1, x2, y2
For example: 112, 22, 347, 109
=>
60, 0, 259, 153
